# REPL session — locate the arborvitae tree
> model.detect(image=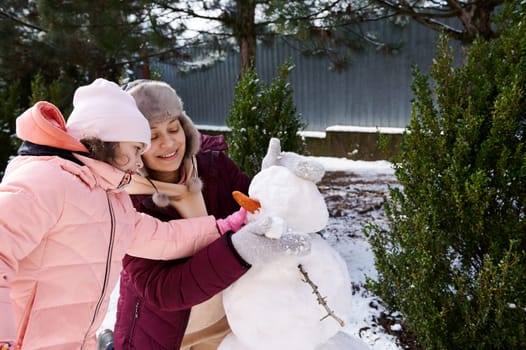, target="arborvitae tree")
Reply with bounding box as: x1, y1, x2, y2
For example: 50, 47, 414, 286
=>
366, 1, 526, 349
227, 60, 306, 176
